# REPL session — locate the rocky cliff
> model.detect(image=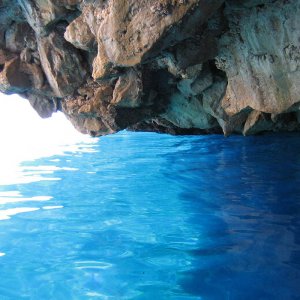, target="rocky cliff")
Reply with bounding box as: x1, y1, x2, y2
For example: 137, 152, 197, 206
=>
0, 0, 299, 136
